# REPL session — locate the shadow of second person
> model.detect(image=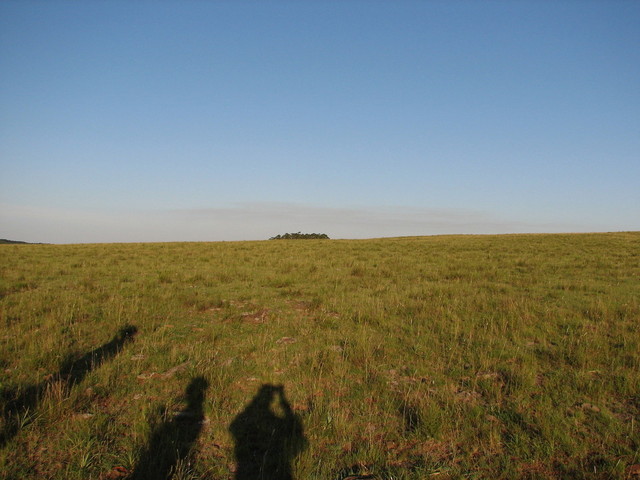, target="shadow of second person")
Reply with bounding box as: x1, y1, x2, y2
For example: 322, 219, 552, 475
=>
230, 384, 307, 480
130, 376, 208, 480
